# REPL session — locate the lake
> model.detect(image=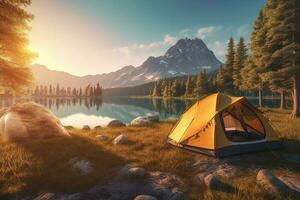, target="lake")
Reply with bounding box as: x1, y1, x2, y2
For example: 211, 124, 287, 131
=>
0, 96, 291, 128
